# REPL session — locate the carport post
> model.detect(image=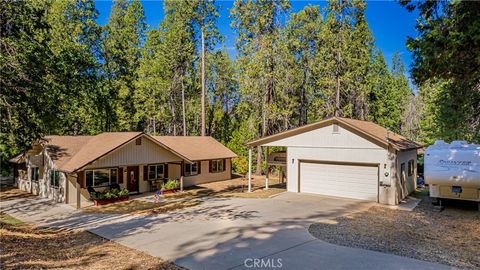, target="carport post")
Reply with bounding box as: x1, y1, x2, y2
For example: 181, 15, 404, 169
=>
248, 148, 252, 192
265, 146, 269, 190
